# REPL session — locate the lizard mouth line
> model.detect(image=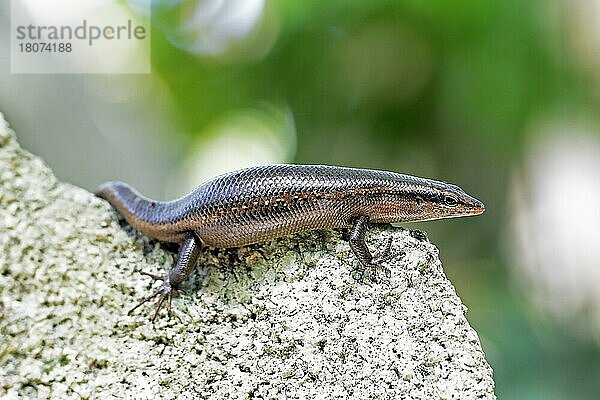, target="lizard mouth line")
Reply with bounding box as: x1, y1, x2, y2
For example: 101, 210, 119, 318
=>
471, 204, 485, 215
